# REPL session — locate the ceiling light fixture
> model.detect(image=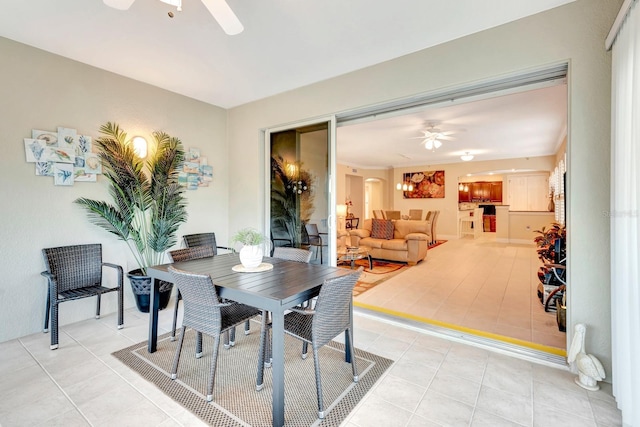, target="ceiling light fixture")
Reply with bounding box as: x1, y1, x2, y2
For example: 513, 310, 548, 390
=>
460, 152, 474, 161
103, 0, 244, 35
396, 182, 414, 192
